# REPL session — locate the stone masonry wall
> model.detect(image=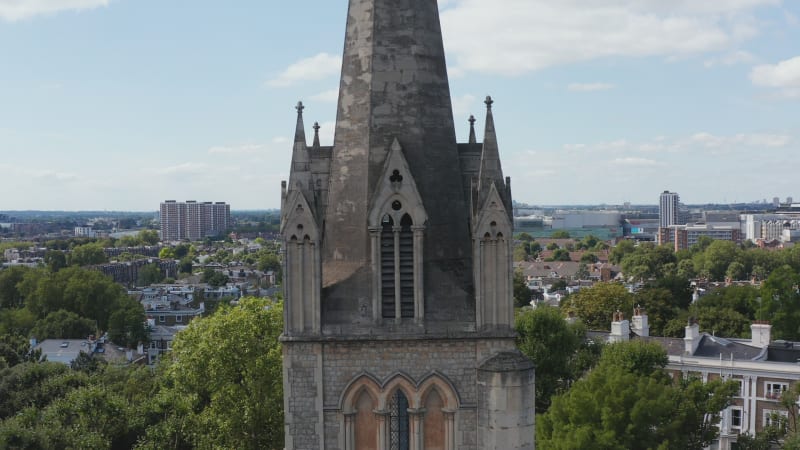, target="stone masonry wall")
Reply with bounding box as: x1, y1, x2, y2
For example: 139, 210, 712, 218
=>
284, 342, 322, 450
320, 337, 517, 449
